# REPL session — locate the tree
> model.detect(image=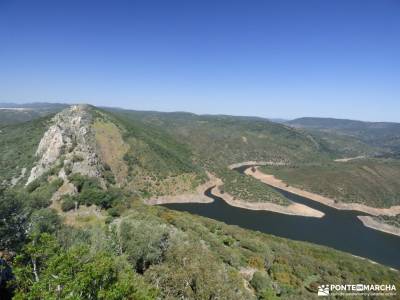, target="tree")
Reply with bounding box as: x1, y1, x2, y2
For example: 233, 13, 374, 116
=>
144, 239, 251, 300
29, 208, 61, 236
13, 233, 158, 299
250, 271, 279, 299
0, 258, 14, 300
119, 219, 168, 273
0, 189, 29, 252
